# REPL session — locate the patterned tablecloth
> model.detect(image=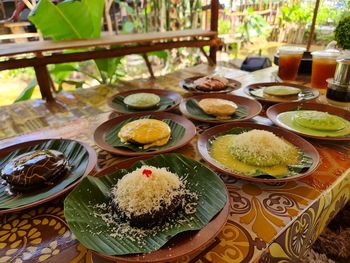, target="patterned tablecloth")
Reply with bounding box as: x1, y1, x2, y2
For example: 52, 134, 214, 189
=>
0, 65, 349, 263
